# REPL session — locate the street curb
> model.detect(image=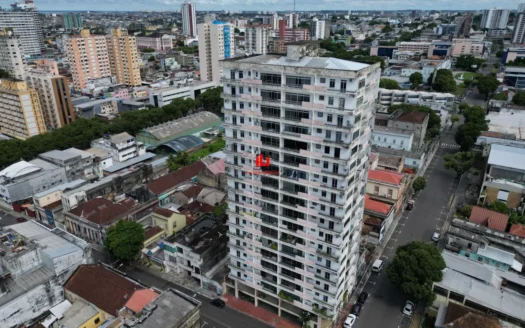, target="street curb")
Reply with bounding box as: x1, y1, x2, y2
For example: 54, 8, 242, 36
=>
223, 304, 279, 328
